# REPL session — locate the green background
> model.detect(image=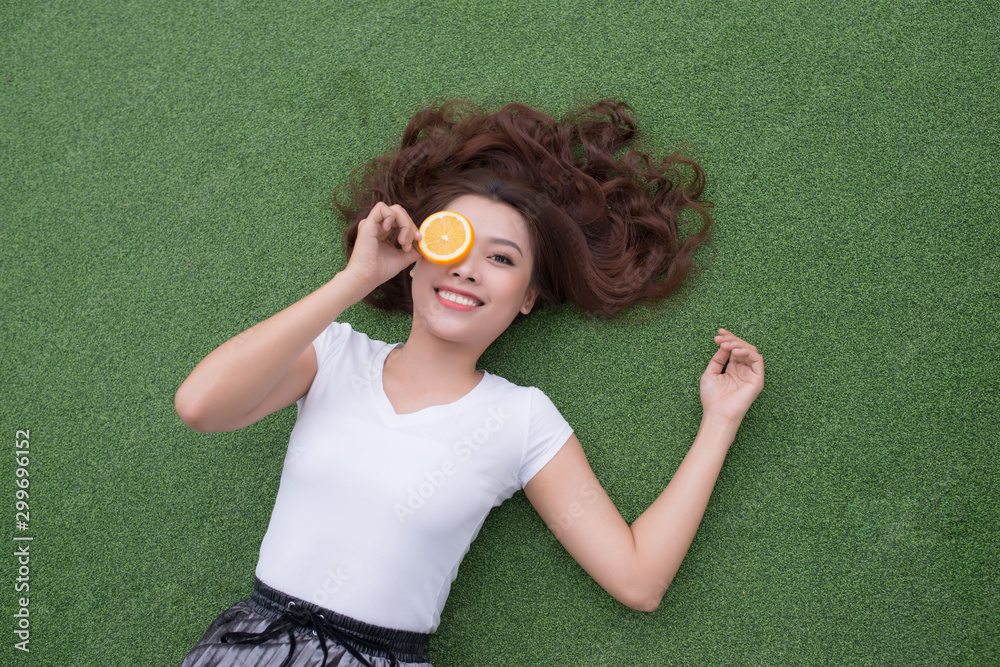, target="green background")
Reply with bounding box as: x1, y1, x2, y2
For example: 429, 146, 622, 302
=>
2, 0, 997, 665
